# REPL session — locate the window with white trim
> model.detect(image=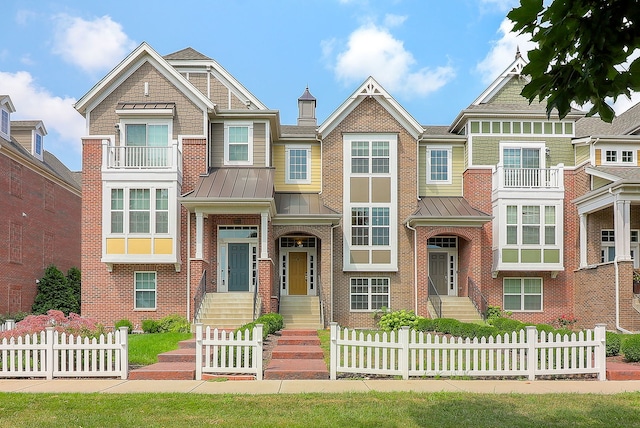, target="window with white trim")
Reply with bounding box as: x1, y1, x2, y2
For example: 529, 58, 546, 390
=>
503, 278, 542, 311
134, 271, 156, 310
285, 145, 311, 184
350, 207, 390, 246
109, 187, 170, 235
1, 109, 8, 136
601, 229, 640, 267
426, 146, 452, 184
602, 147, 636, 165
121, 119, 171, 167
350, 277, 389, 311
506, 205, 557, 246
34, 132, 43, 157
351, 140, 389, 174
224, 123, 253, 165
